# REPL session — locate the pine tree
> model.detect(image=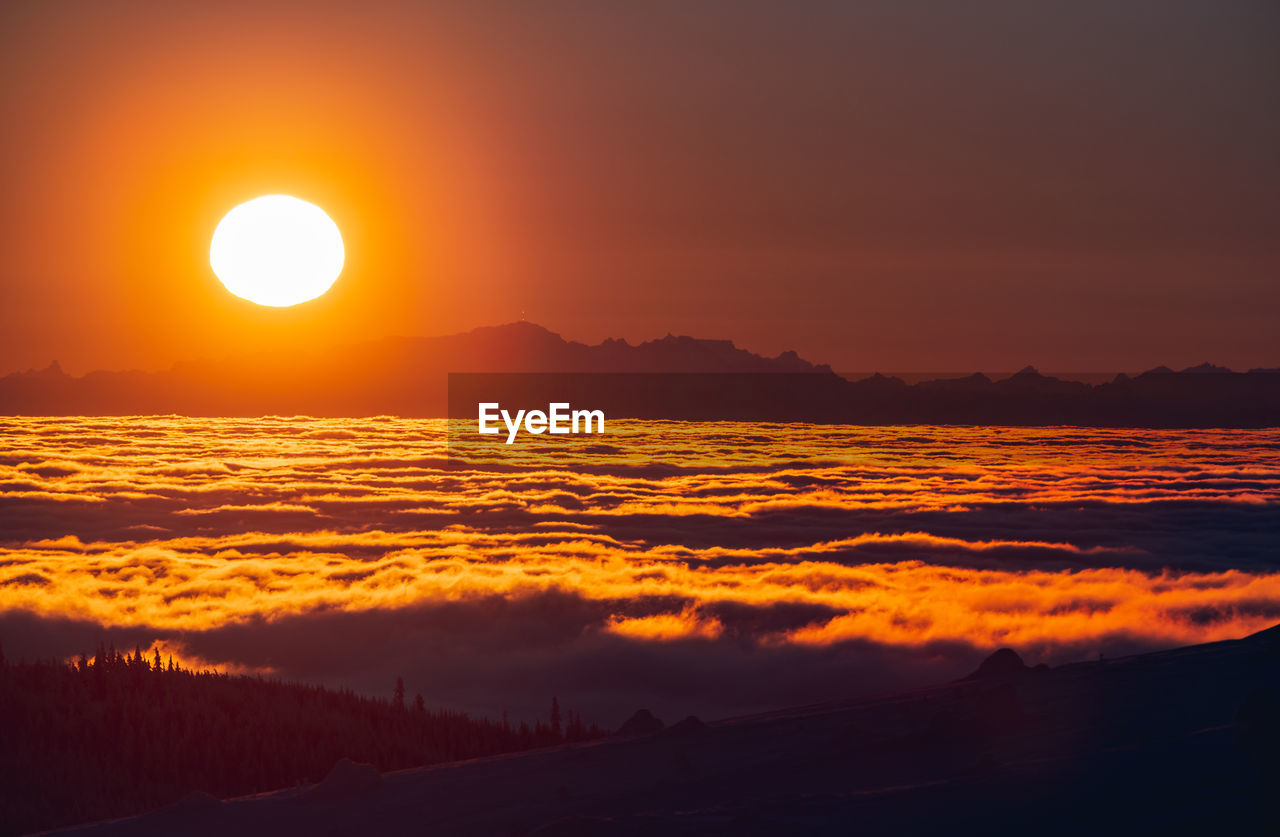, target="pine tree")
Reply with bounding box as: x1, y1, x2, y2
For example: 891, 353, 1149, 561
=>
3, 641, 605, 834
